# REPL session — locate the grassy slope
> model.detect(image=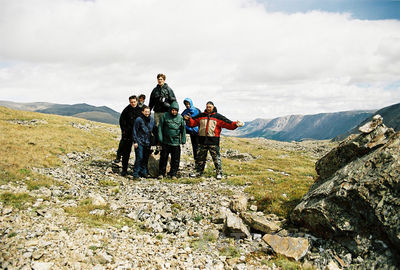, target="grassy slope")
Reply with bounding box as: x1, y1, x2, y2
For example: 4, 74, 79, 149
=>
0, 105, 328, 218
0, 106, 118, 187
